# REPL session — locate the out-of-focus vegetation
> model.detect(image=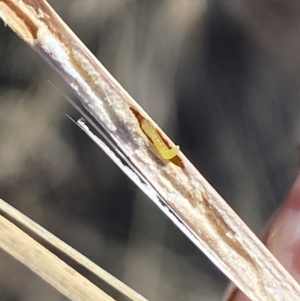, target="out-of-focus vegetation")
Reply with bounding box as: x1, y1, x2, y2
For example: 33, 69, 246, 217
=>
0, 0, 300, 300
